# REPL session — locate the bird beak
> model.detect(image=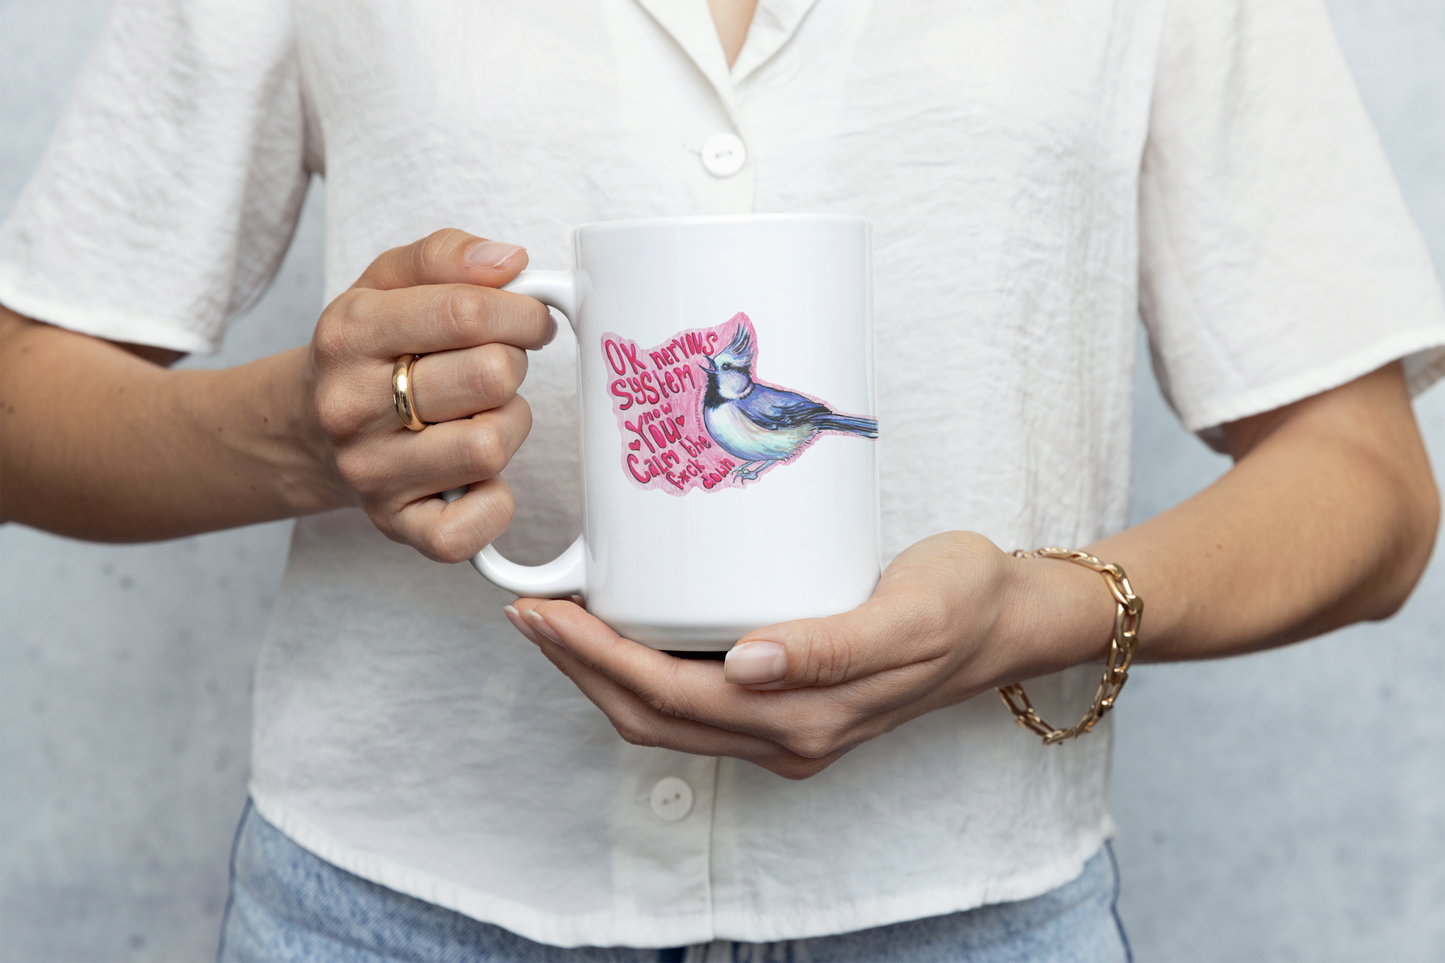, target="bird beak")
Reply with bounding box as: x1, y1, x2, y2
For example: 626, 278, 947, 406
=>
700, 356, 716, 372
